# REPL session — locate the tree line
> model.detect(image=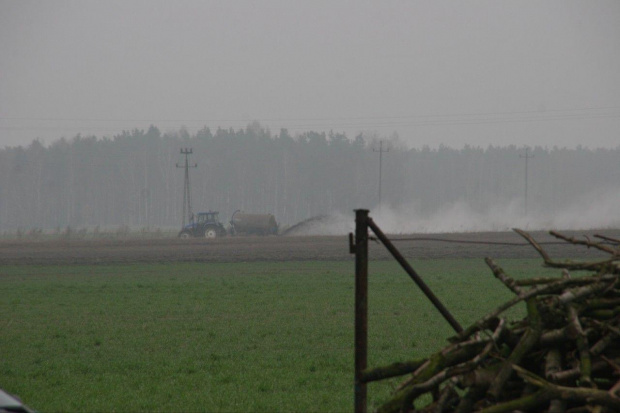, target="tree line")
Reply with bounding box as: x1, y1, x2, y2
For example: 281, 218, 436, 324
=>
1, 123, 618, 232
